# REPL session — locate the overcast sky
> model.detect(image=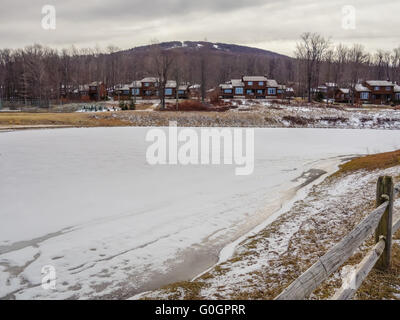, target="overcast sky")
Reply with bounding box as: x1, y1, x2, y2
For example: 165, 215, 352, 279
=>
0, 0, 399, 56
